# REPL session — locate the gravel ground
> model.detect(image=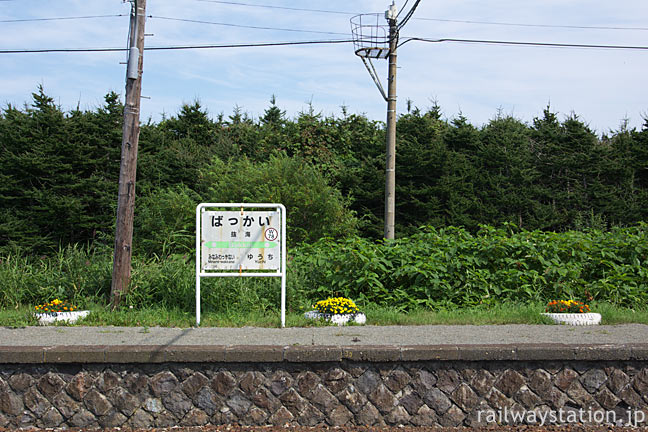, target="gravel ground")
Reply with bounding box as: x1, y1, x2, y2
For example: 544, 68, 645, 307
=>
2, 425, 648, 432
